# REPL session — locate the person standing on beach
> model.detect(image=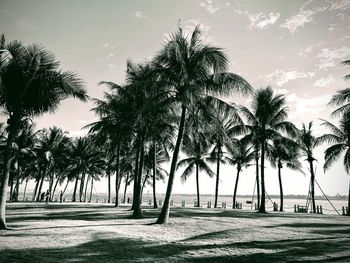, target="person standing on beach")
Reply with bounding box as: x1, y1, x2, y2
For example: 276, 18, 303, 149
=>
45, 190, 50, 204
60, 191, 63, 203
